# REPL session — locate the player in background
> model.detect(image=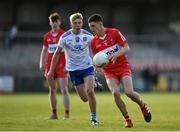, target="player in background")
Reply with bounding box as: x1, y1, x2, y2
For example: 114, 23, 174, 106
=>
88, 14, 151, 128
39, 12, 70, 120
47, 12, 99, 125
